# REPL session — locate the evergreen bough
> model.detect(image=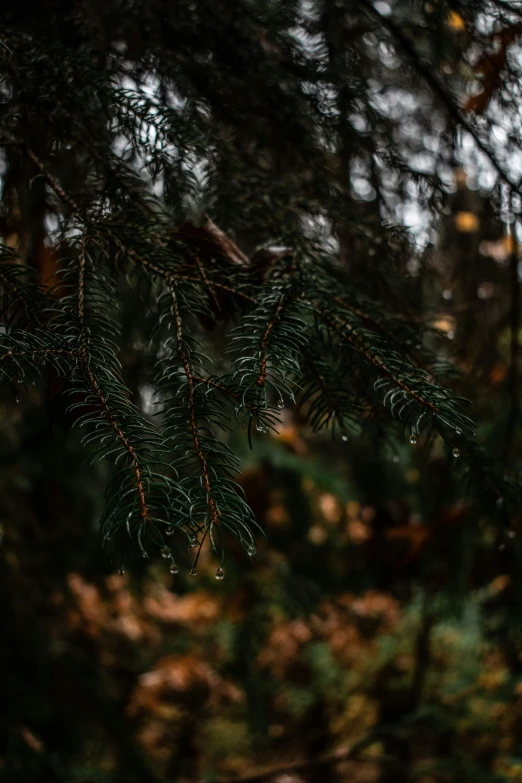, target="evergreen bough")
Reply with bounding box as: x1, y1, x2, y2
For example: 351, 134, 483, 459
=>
0, 0, 520, 572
